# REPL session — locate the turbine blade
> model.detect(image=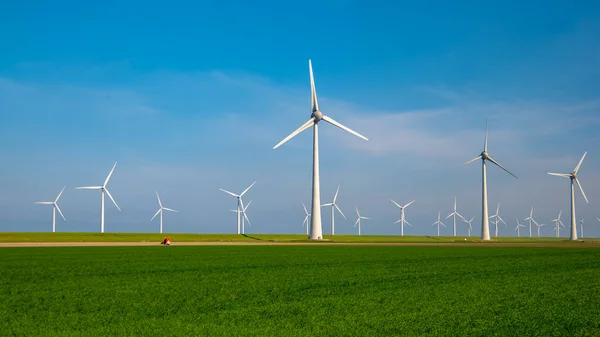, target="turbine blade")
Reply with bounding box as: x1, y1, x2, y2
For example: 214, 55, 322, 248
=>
243, 200, 252, 211
54, 204, 66, 221
104, 161, 117, 186
363, 217, 371, 220
163, 207, 178, 212
273, 118, 315, 149
75, 186, 102, 190
355, 218, 359, 225
487, 156, 517, 178
574, 178, 589, 203
321, 115, 368, 141
405, 220, 412, 227
55, 186, 66, 202
355, 206, 360, 217
240, 181, 256, 197
302, 202, 309, 215
156, 191, 162, 208
333, 185, 340, 202
464, 156, 482, 165
334, 204, 346, 219
390, 199, 402, 209
547, 172, 571, 178
104, 189, 121, 211
151, 209, 161, 221
573, 151, 587, 174
309, 59, 319, 112
404, 200, 415, 208
243, 211, 251, 226
322, 203, 333, 206
219, 188, 239, 197
34, 202, 54, 204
